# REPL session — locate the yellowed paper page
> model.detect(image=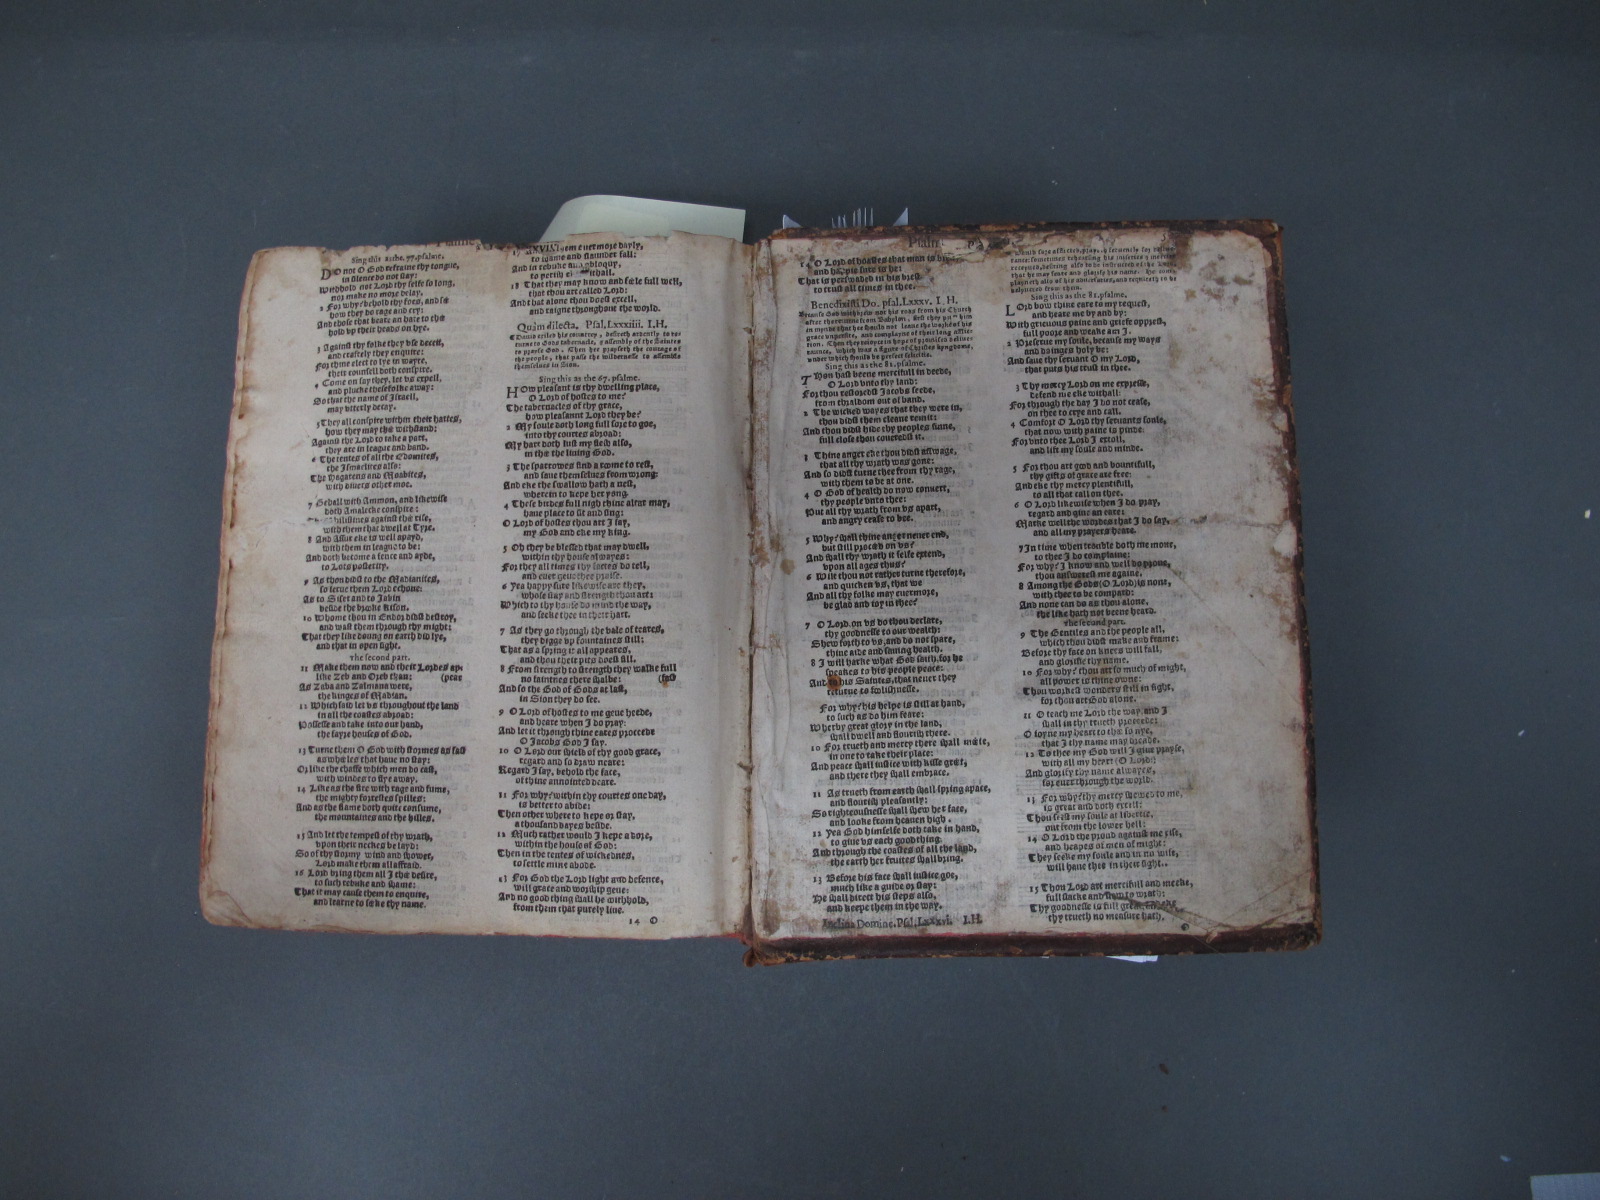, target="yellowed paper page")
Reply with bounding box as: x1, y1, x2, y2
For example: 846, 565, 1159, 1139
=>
203, 234, 752, 938
750, 225, 1314, 950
